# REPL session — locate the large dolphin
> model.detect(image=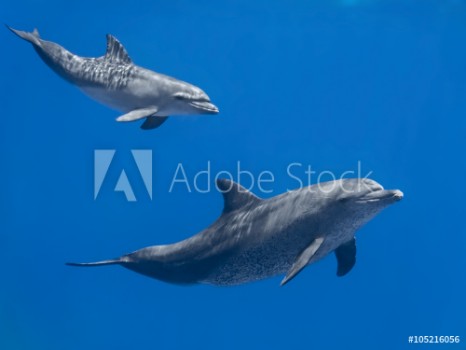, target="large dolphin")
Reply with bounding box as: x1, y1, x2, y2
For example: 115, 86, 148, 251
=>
68, 178, 403, 286
7, 26, 219, 130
